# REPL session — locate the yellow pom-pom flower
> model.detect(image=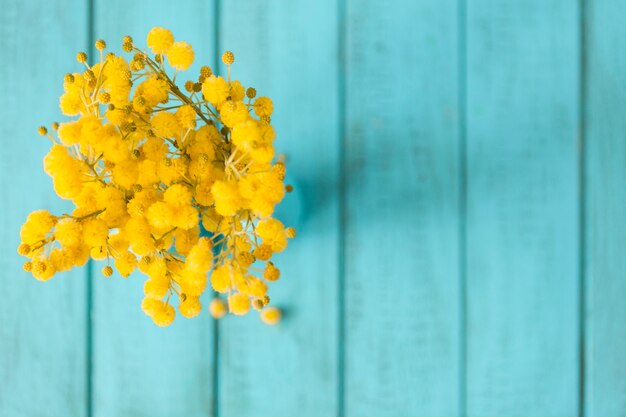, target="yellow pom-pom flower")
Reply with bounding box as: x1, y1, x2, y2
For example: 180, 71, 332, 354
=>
228, 293, 250, 316
260, 307, 282, 325
32, 260, 55, 281
142, 298, 176, 327
201, 75, 230, 106
253, 97, 274, 117
17, 27, 294, 326
146, 27, 174, 54
176, 104, 197, 130
210, 264, 233, 293
151, 112, 181, 138
220, 101, 249, 128
167, 41, 194, 71
54, 219, 83, 248
209, 298, 227, 319
179, 296, 202, 318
